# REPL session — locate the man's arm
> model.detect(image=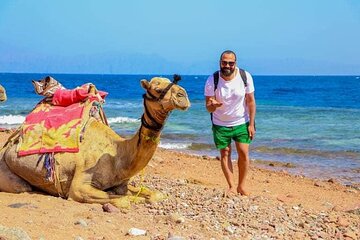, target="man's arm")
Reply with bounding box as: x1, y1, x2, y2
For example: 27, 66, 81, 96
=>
205, 96, 222, 113
246, 92, 256, 139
